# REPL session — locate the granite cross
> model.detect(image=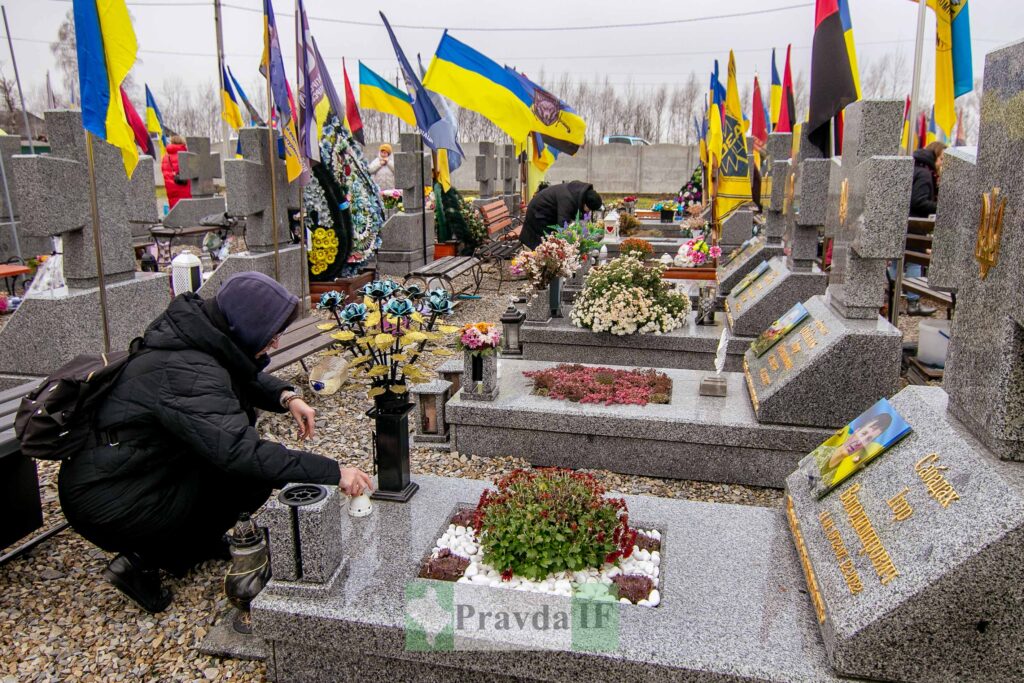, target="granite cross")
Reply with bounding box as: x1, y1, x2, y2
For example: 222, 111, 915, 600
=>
500, 143, 517, 195
394, 132, 431, 213
823, 99, 913, 320
12, 110, 155, 289
178, 136, 221, 198
223, 127, 299, 253
764, 132, 792, 248
476, 141, 498, 198
927, 40, 1024, 462
785, 125, 831, 273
